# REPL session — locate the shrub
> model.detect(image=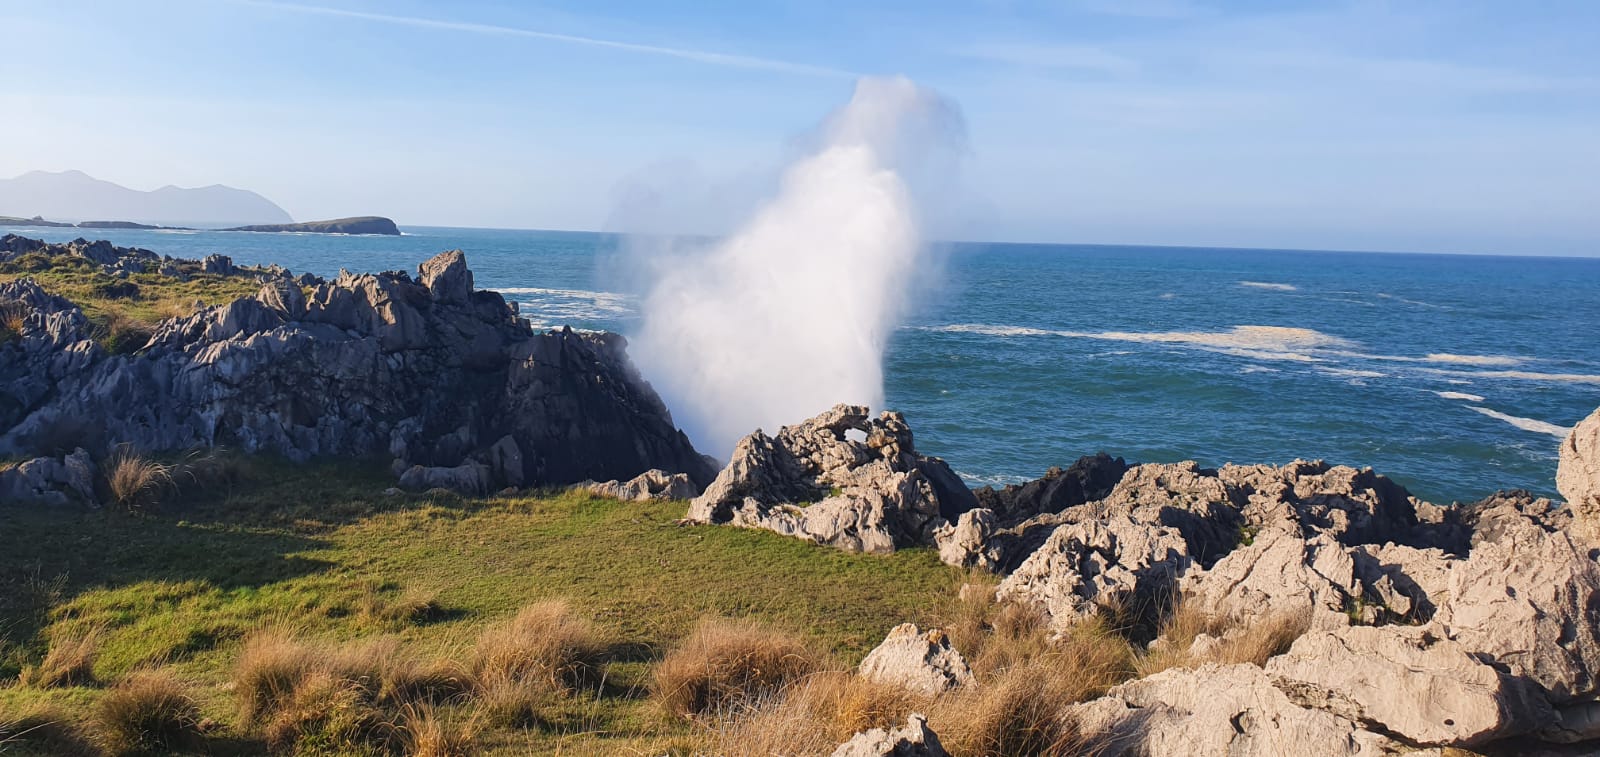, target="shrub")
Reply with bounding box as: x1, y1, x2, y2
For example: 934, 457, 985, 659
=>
94, 669, 205, 756
0, 702, 96, 755
933, 660, 1087, 757
652, 618, 822, 719
106, 449, 173, 509
0, 302, 24, 343
20, 624, 104, 689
